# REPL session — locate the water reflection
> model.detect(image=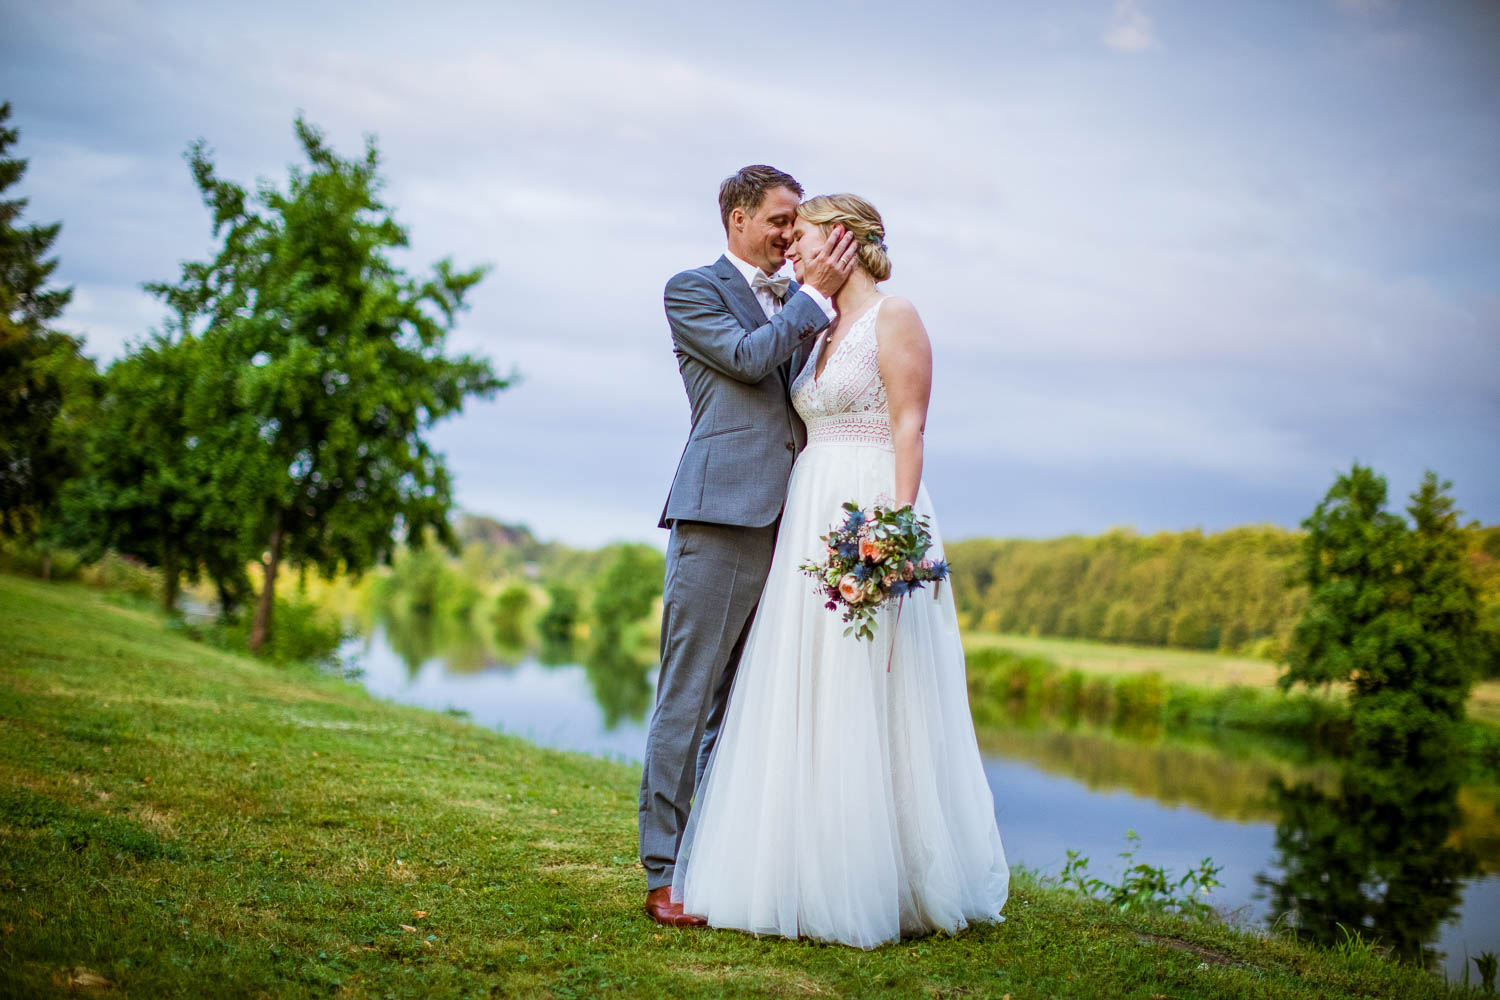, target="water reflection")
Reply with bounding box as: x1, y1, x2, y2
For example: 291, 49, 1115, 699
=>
1257, 732, 1480, 967
975, 724, 1341, 824
584, 628, 654, 730
379, 599, 498, 676
364, 600, 657, 731
346, 623, 654, 762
